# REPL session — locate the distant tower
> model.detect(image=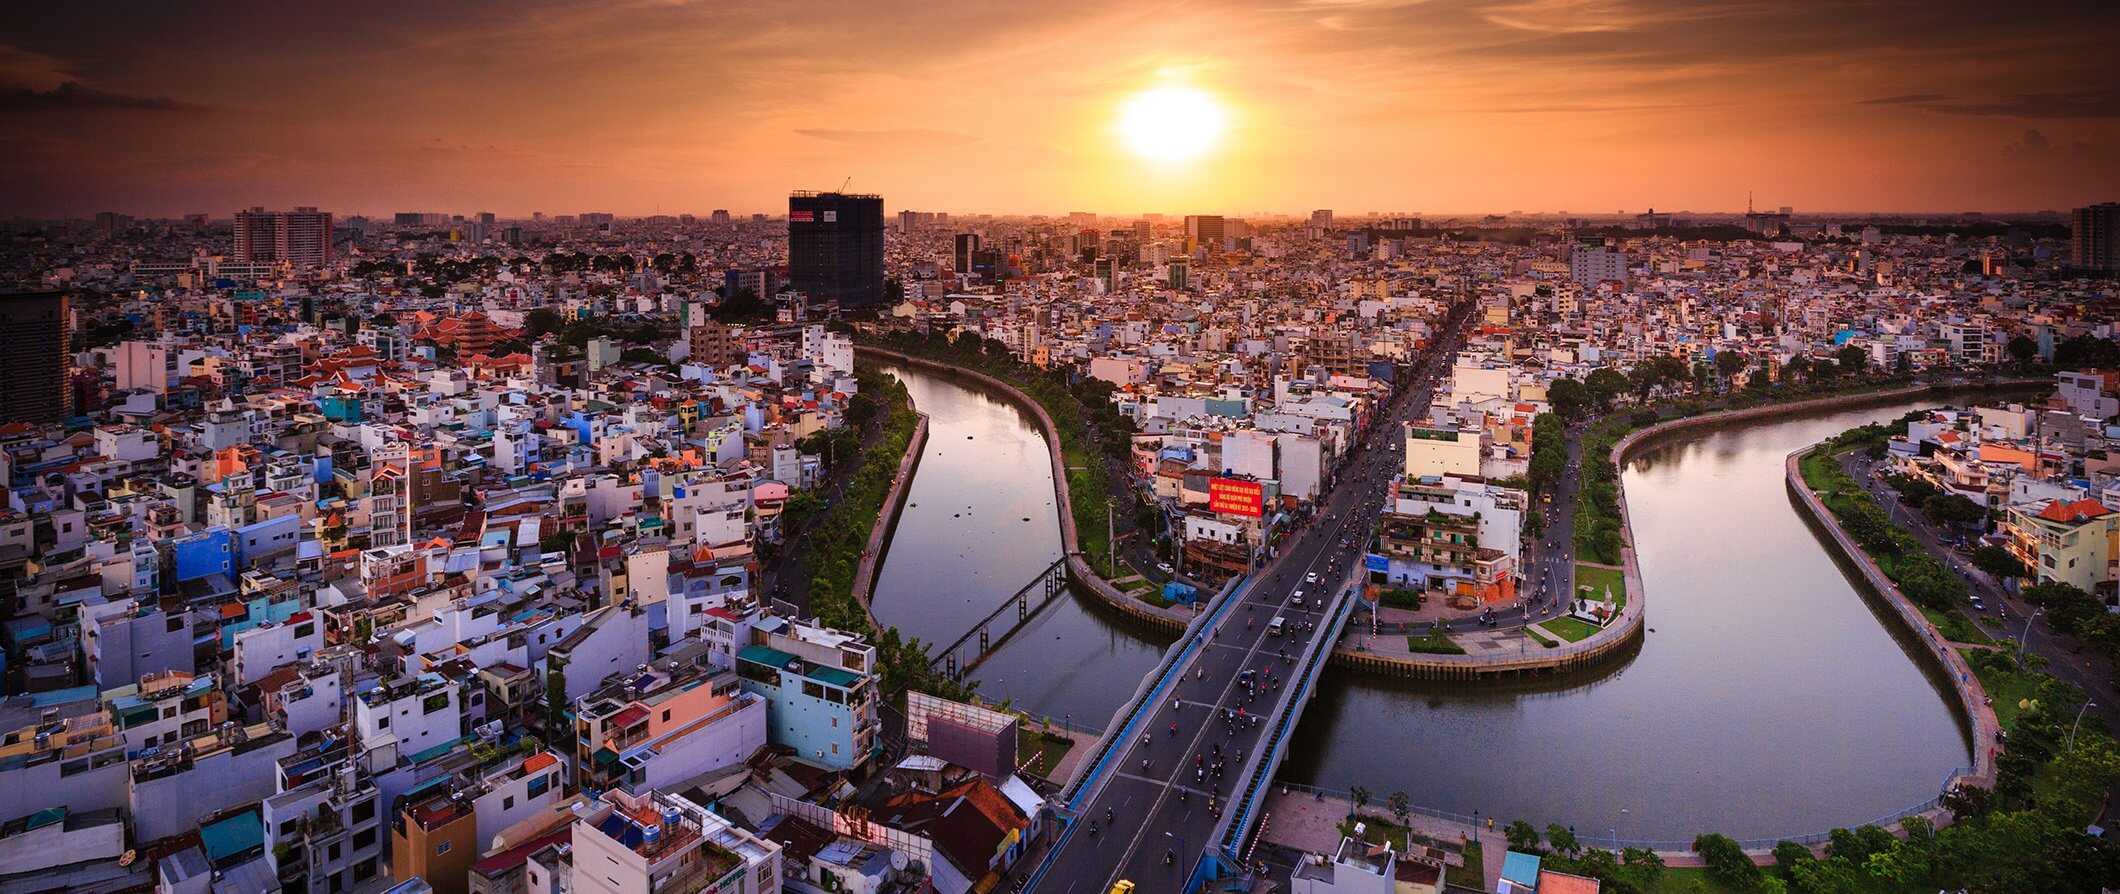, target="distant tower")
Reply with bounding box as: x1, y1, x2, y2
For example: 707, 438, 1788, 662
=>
788, 191, 886, 309
2074, 203, 2120, 272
